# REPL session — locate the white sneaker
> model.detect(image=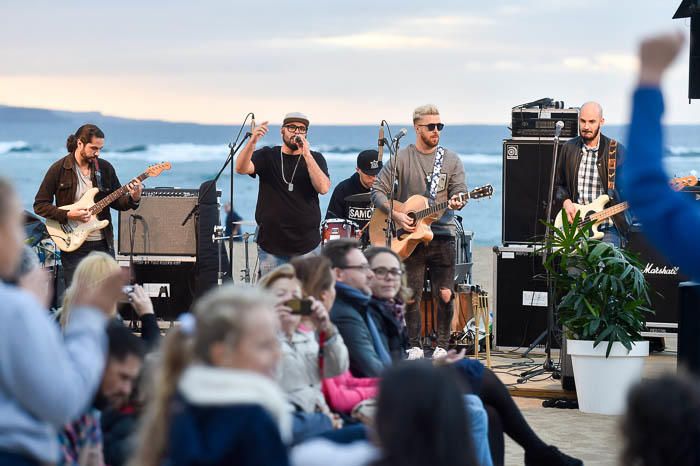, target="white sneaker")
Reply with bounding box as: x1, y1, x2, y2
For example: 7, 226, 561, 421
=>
432, 347, 448, 359
406, 347, 424, 360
